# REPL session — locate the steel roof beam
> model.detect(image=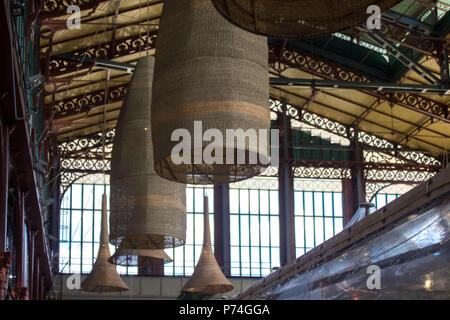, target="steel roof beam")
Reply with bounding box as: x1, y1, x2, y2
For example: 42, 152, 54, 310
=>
270, 46, 449, 123
365, 31, 441, 85
270, 77, 449, 94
